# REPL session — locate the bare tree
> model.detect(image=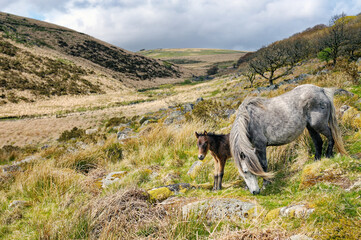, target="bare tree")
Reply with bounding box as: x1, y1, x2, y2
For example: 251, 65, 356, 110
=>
323, 13, 348, 66
242, 67, 256, 88
249, 39, 309, 86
